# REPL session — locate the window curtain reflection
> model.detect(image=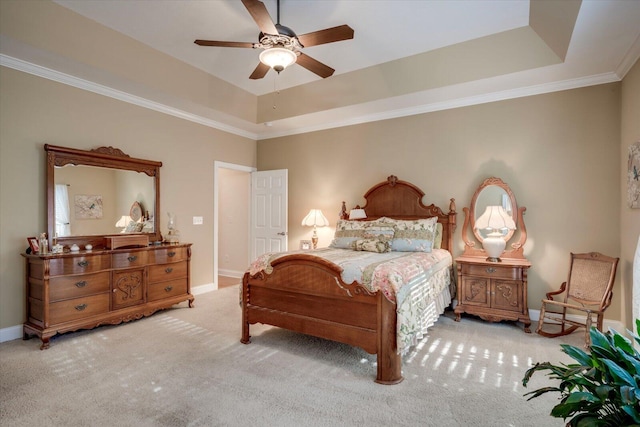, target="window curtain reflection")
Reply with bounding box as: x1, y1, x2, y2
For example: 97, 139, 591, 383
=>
55, 184, 71, 237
